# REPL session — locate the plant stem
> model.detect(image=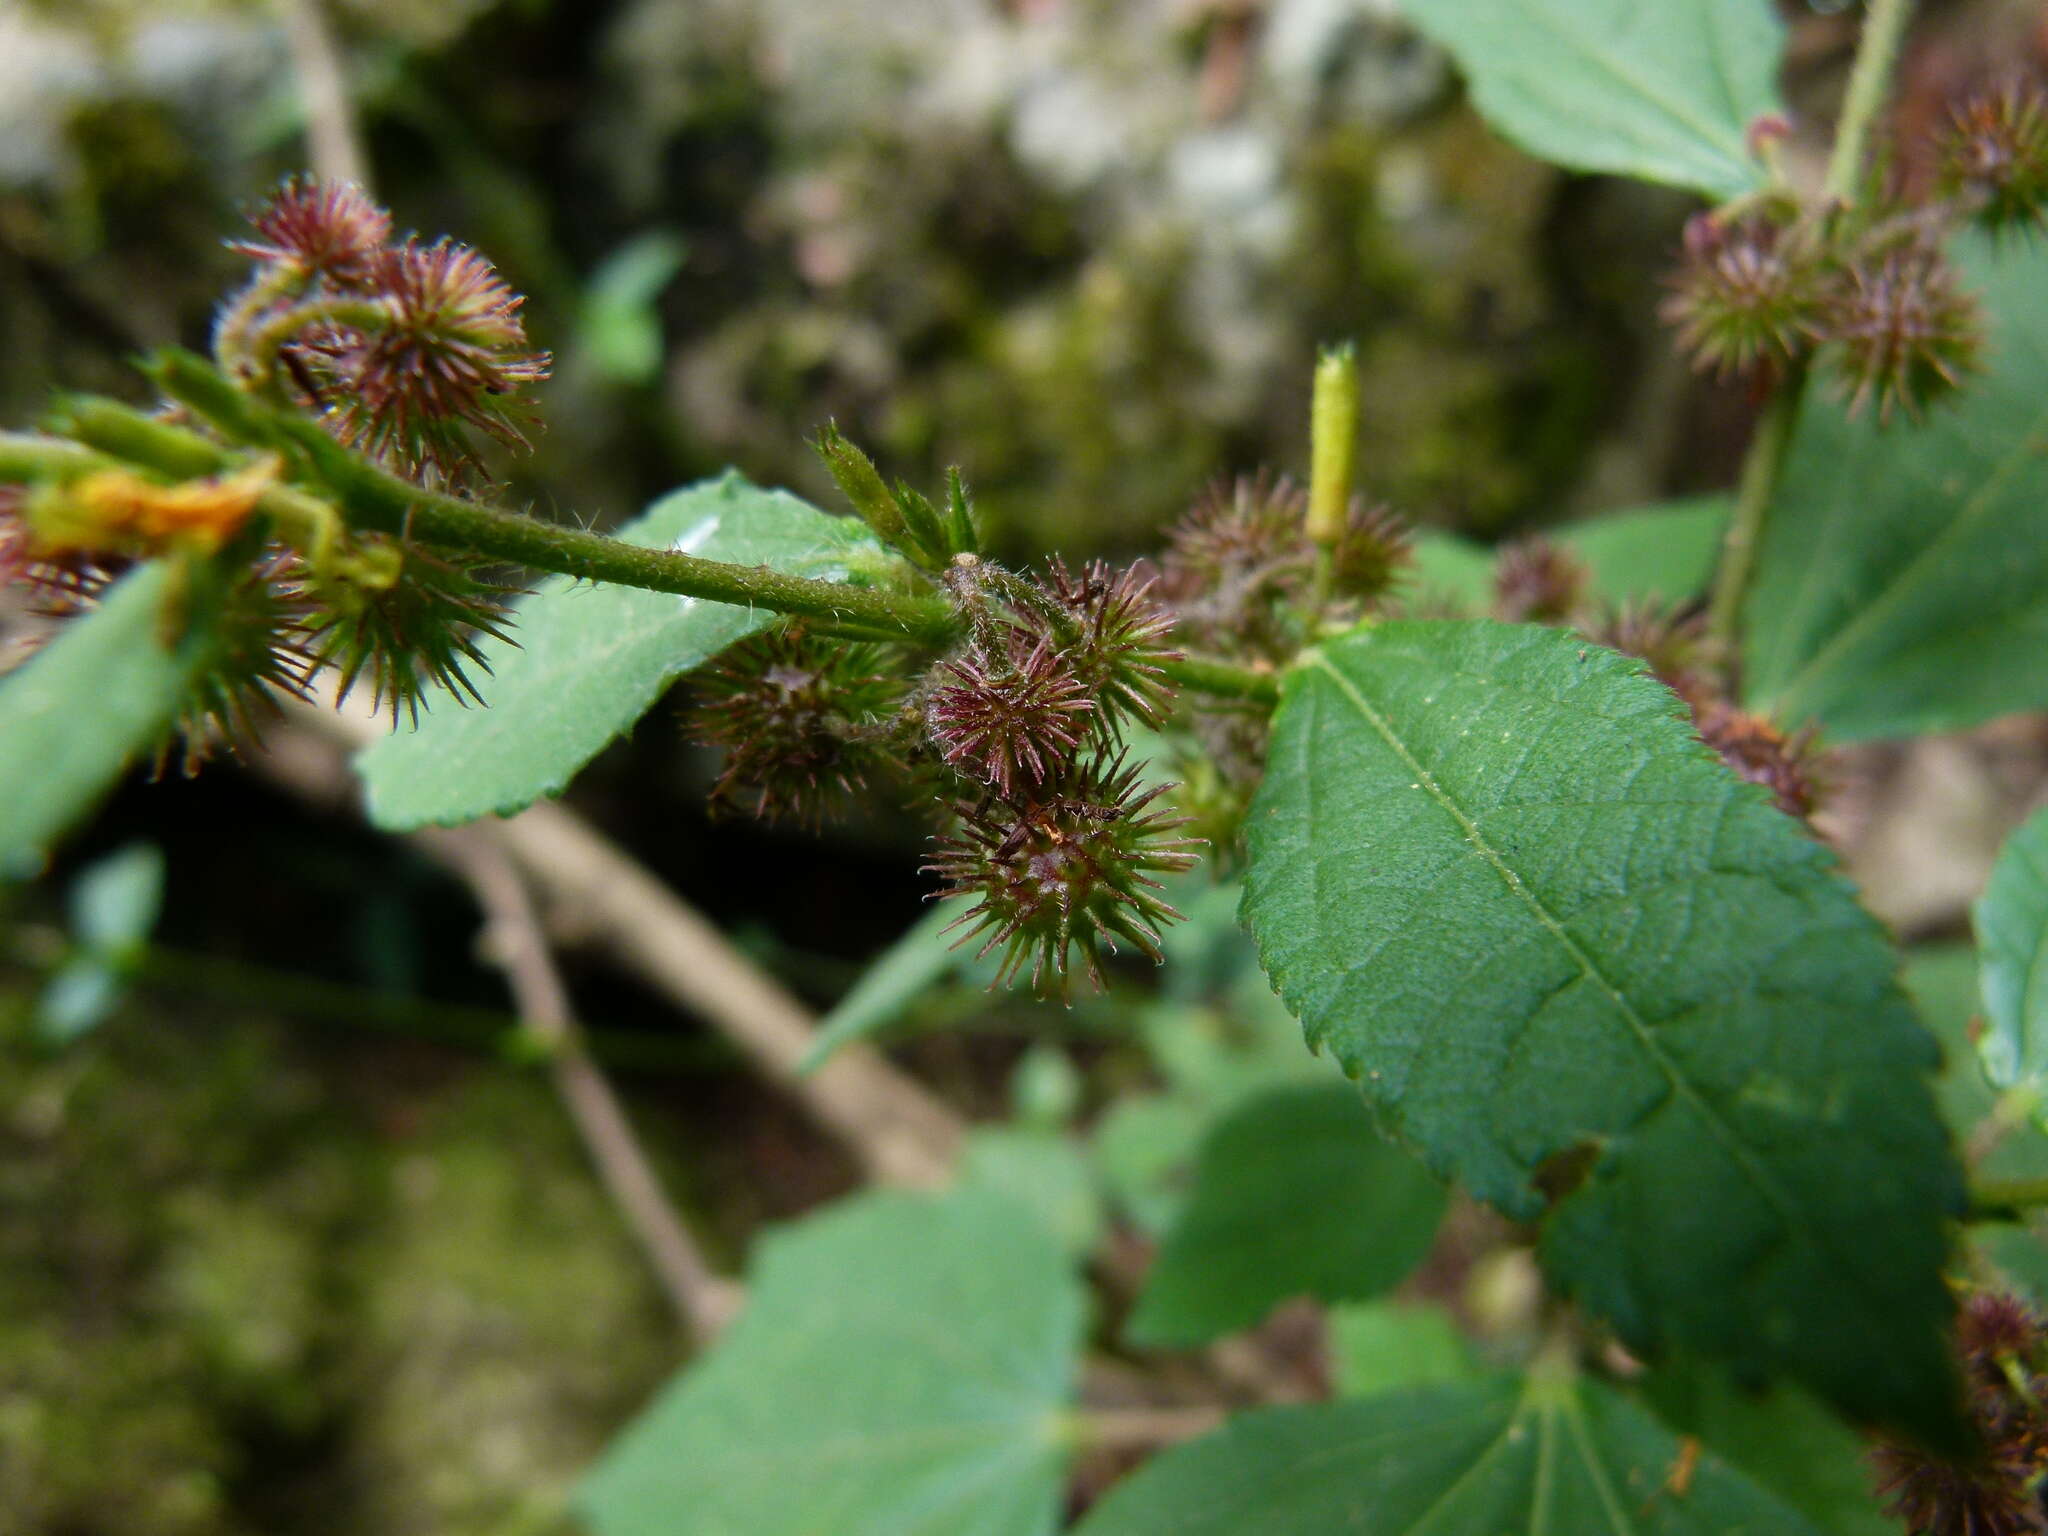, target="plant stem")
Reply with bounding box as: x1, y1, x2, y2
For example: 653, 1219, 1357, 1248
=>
1066, 1405, 1227, 1451
1968, 1083, 2043, 1166
1159, 653, 1280, 705
1824, 0, 1915, 206
239, 296, 392, 389
0, 432, 120, 483
280, 0, 369, 189
343, 473, 960, 640
119, 356, 970, 645
1969, 1175, 2048, 1221
212, 264, 309, 380
1706, 0, 1913, 645
6, 415, 1289, 708
0, 930, 732, 1073
1706, 364, 1806, 644
275, 695, 970, 1186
